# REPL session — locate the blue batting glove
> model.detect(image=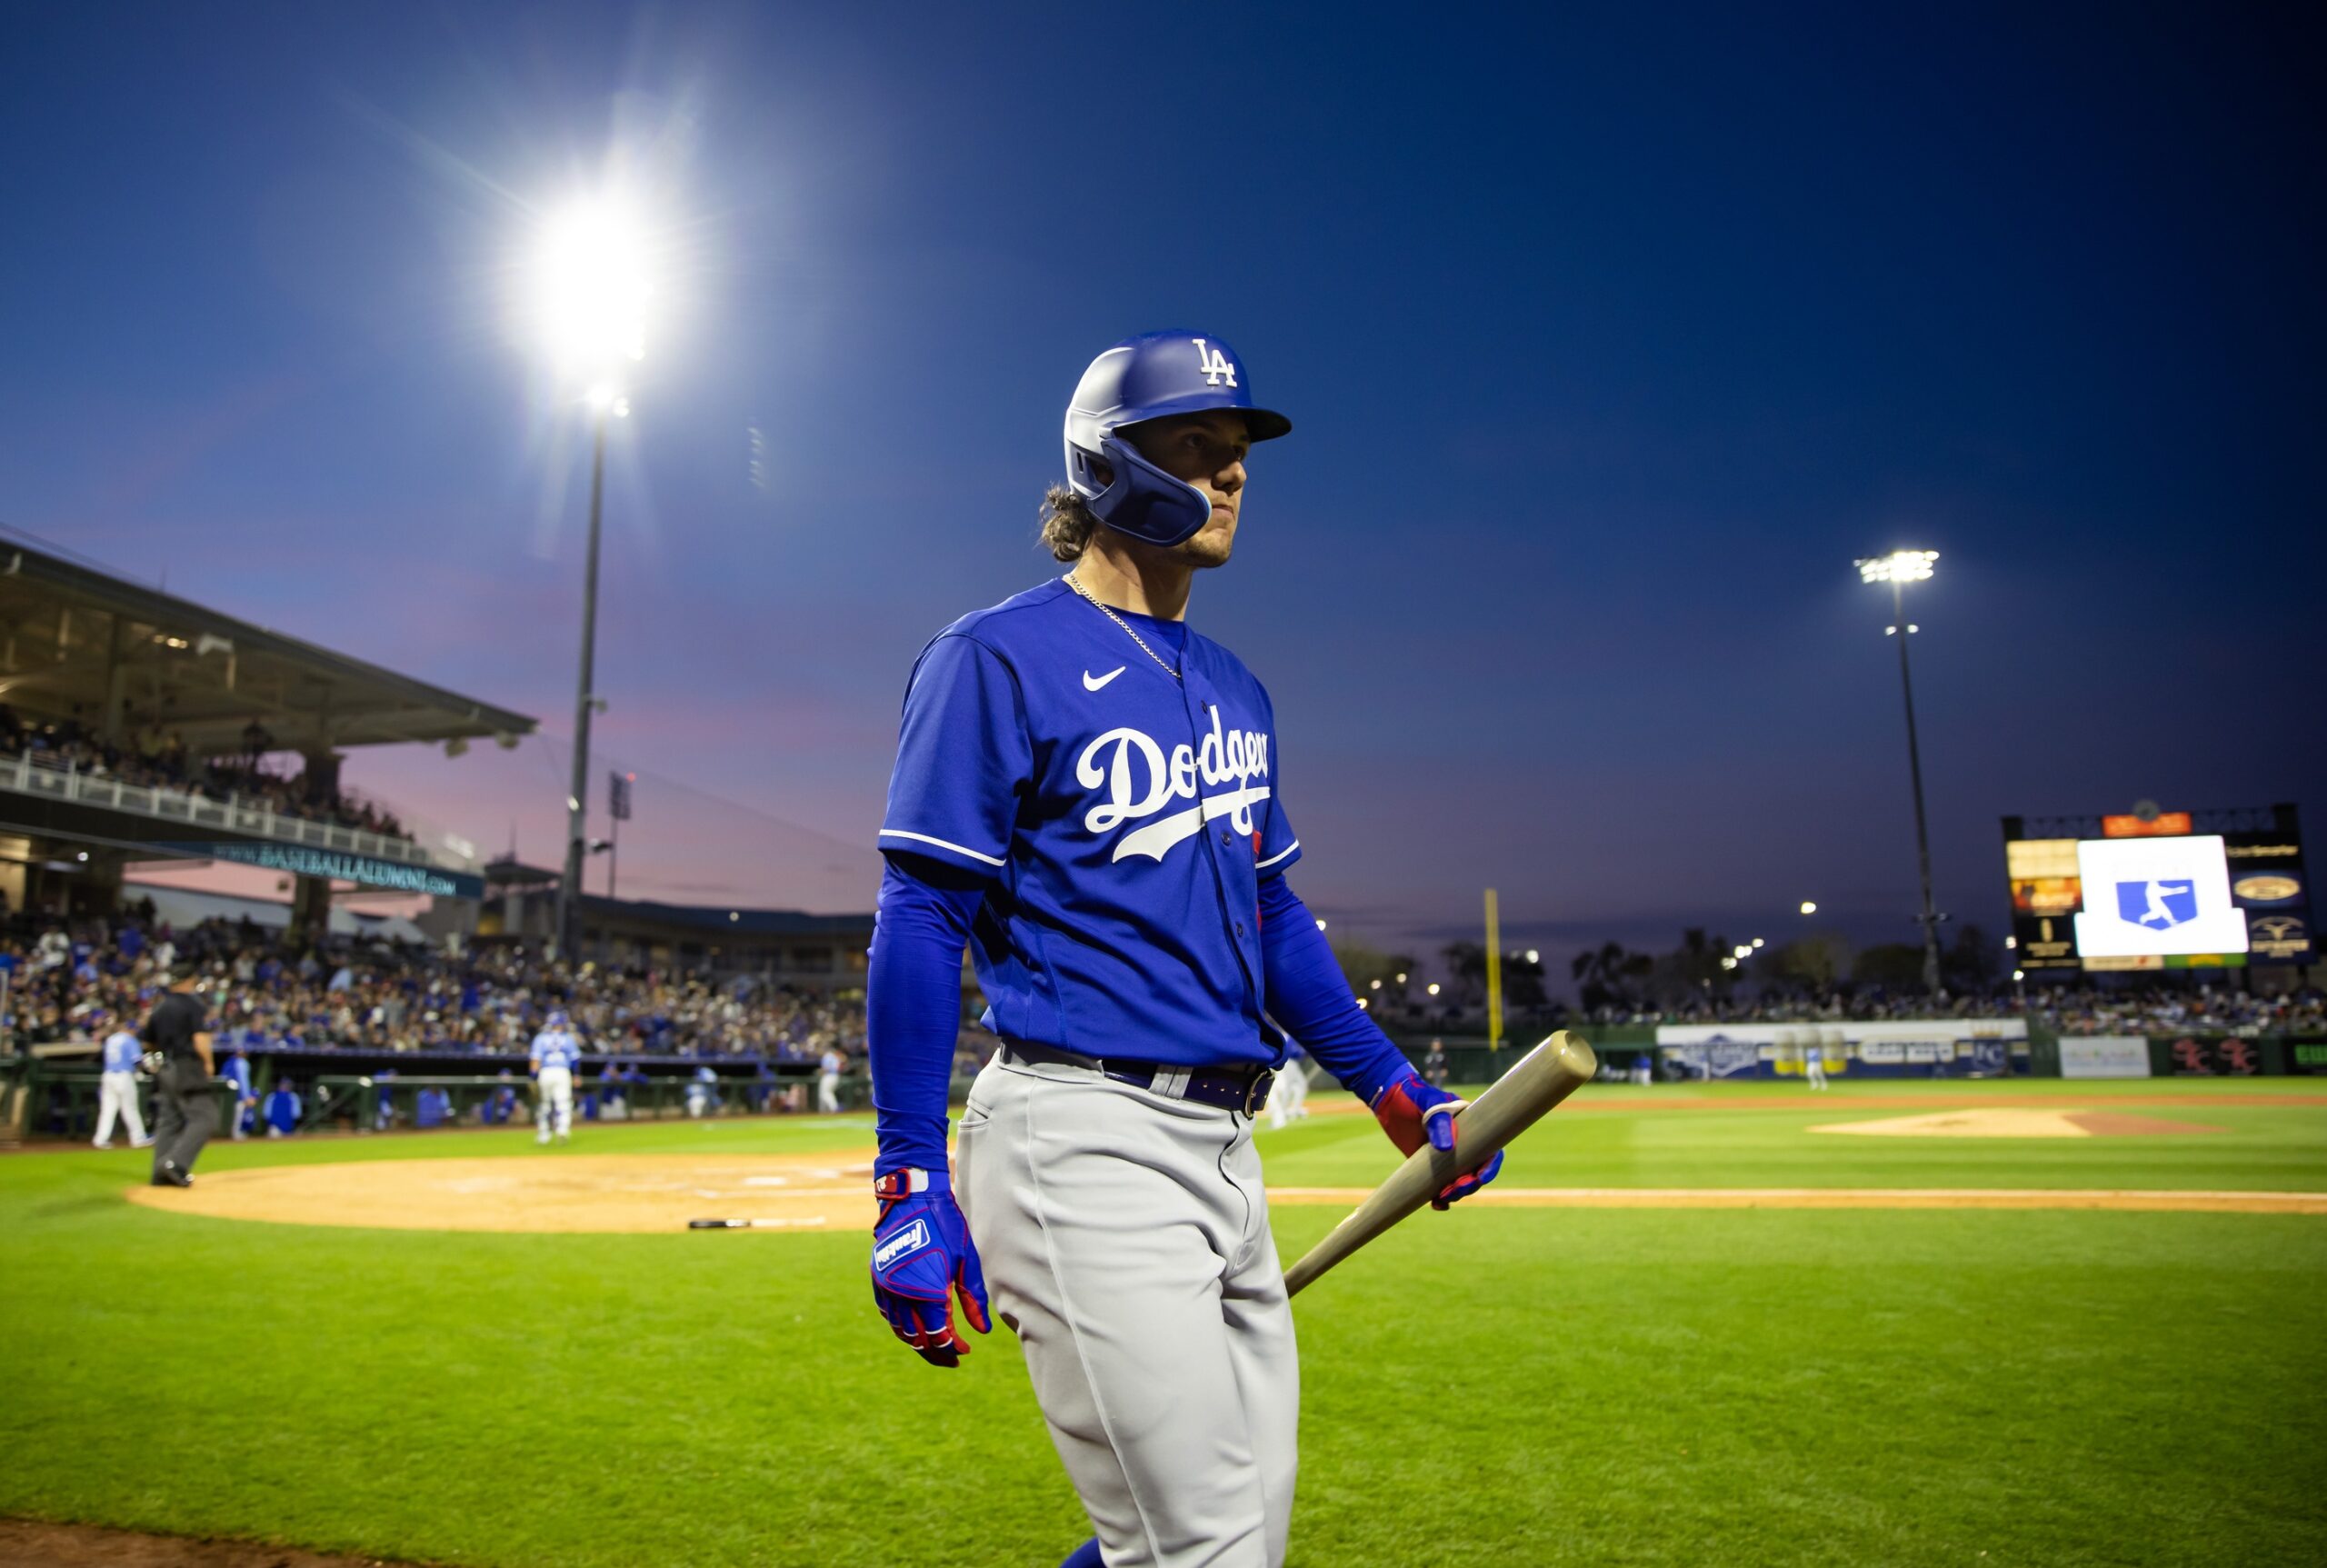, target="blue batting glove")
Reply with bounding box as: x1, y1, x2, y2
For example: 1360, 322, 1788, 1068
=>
1370, 1070, 1506, 1210
871, 1168, 991, 1368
